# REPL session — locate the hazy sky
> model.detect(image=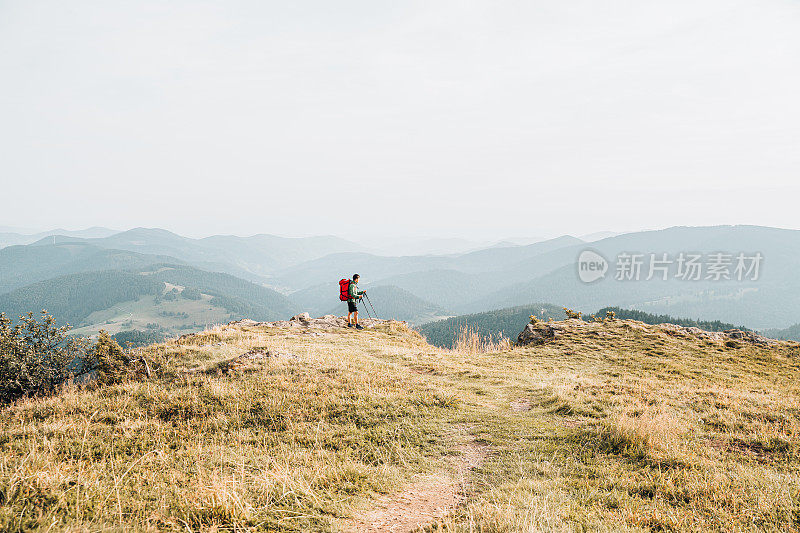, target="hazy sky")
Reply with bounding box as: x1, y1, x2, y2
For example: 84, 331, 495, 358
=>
1, 0, 799, 240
